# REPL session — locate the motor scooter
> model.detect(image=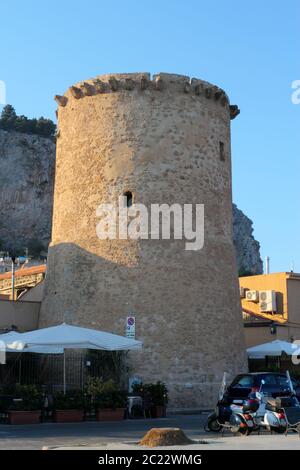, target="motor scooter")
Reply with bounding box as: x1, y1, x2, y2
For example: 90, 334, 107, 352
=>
251, 372, 300, 434
205, 372, 255, 435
